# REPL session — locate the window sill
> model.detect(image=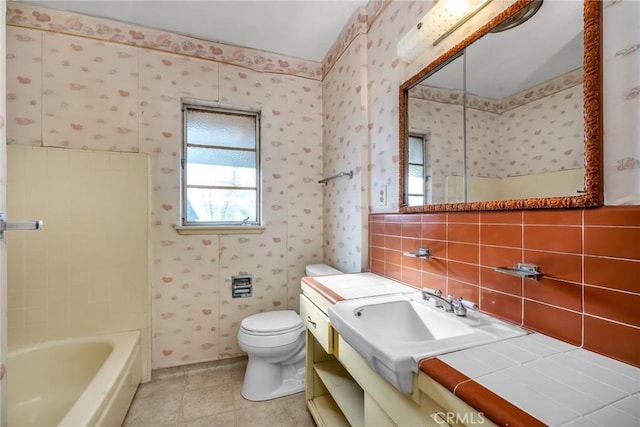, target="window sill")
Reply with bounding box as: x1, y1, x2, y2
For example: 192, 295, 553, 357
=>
173, 225, 266, 235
